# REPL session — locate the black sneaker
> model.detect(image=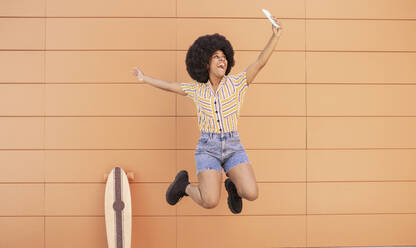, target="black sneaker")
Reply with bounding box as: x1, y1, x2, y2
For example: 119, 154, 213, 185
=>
166, 170, 190, 205
224, 178, 242, 214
